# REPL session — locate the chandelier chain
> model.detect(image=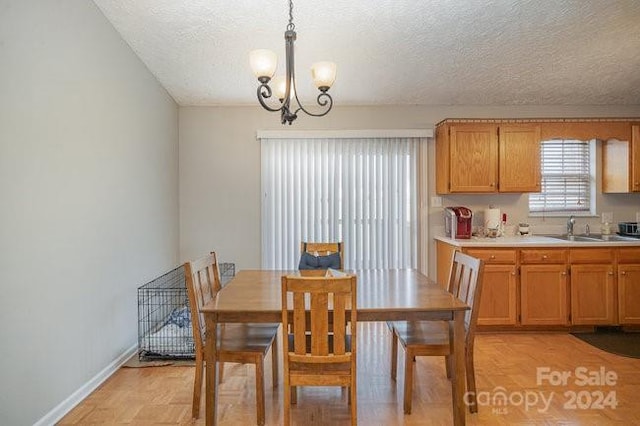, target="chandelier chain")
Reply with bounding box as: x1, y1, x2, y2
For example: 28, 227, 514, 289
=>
287, 0, 295, 31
